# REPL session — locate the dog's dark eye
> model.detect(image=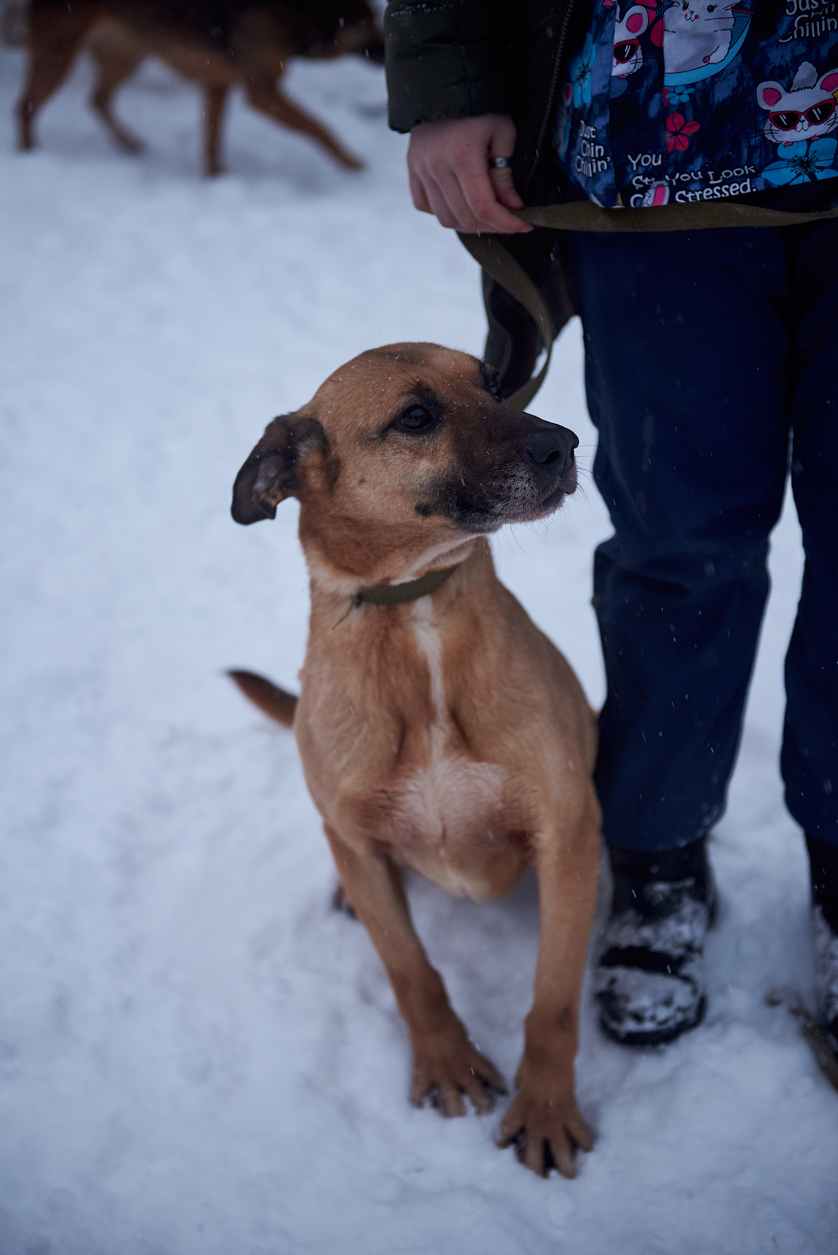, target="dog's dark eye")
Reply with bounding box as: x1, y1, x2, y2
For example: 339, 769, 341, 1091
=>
395, 405, 437, 433
487, 372, 502, 400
